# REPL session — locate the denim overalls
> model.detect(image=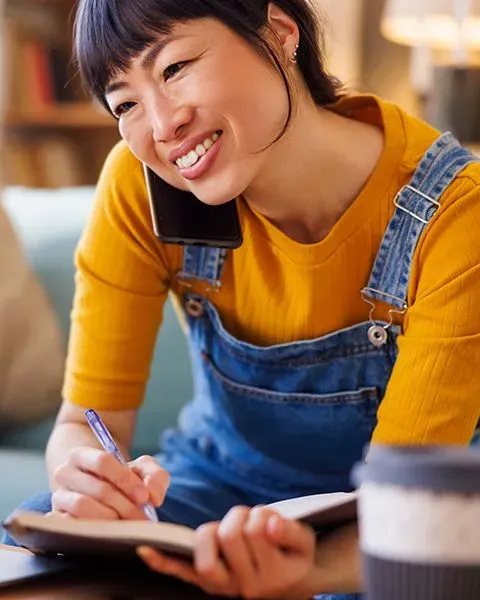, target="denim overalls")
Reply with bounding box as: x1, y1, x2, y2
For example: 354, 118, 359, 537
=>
2, 133, 478, 600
